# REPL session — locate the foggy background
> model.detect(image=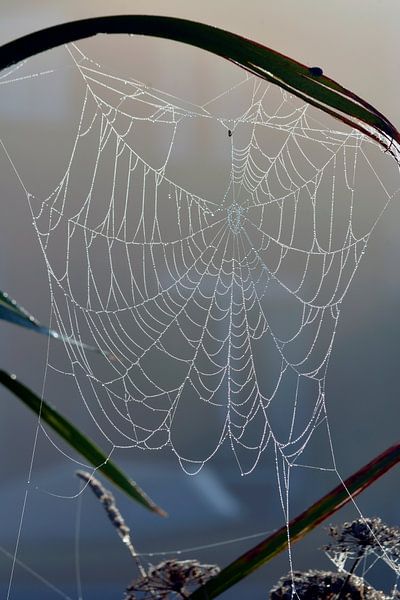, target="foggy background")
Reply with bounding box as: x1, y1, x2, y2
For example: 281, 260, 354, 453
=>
0, 1, 400, 599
